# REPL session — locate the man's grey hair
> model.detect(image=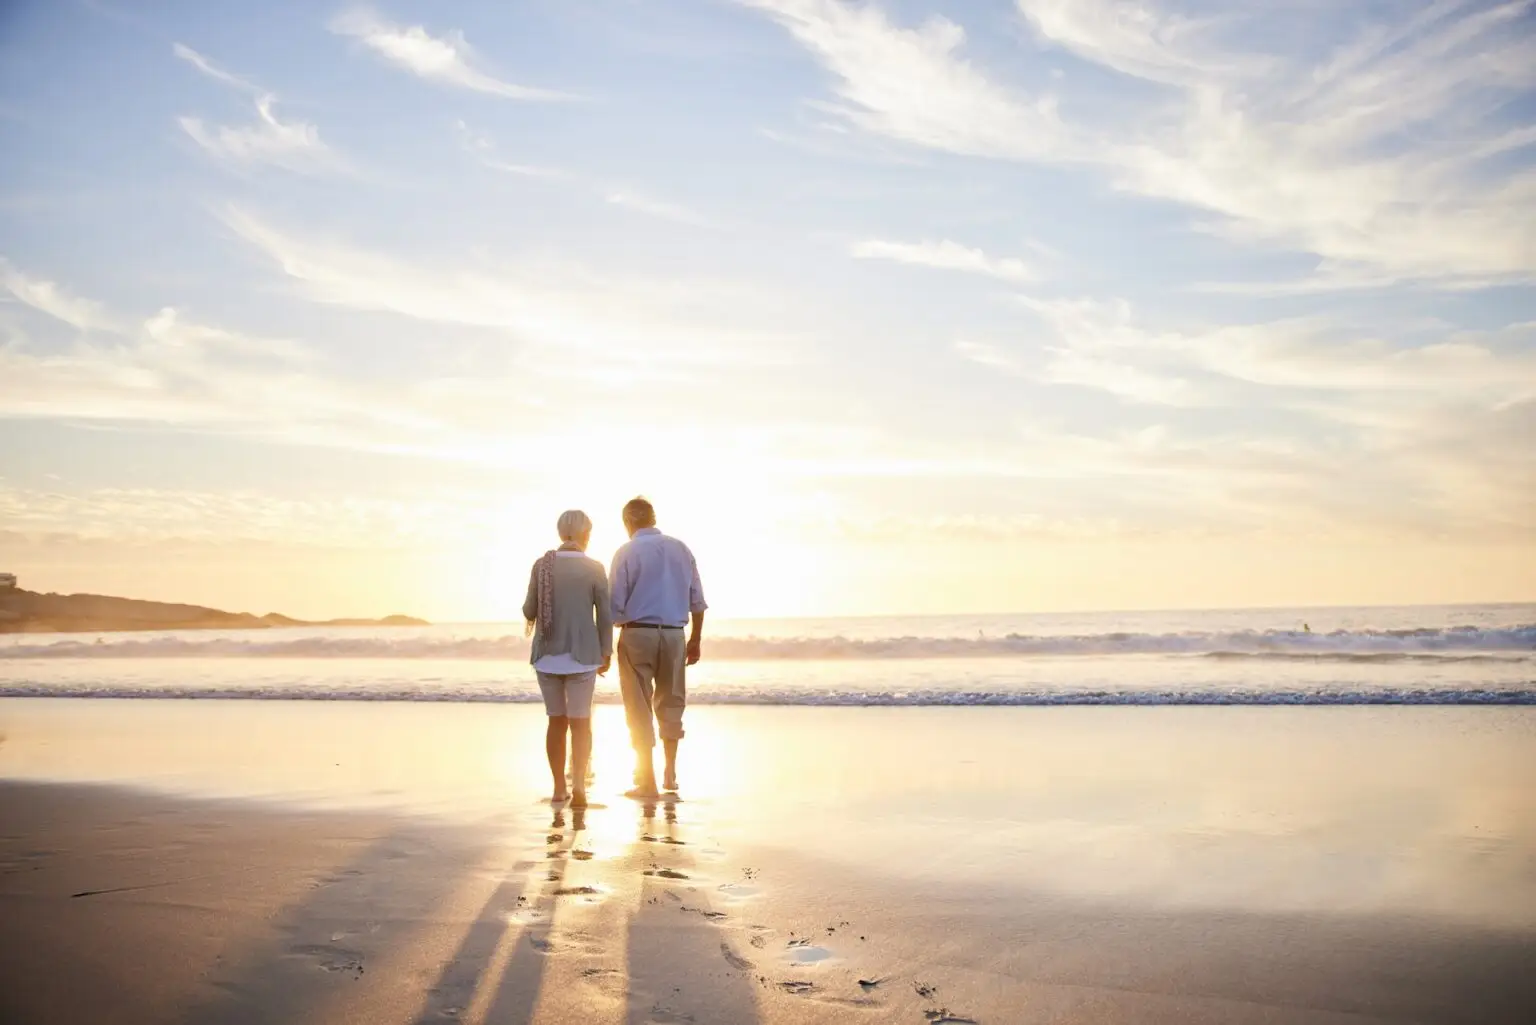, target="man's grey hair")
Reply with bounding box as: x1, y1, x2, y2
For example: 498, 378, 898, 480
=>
557, 509, 592, 541
622, 496, 656, 529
